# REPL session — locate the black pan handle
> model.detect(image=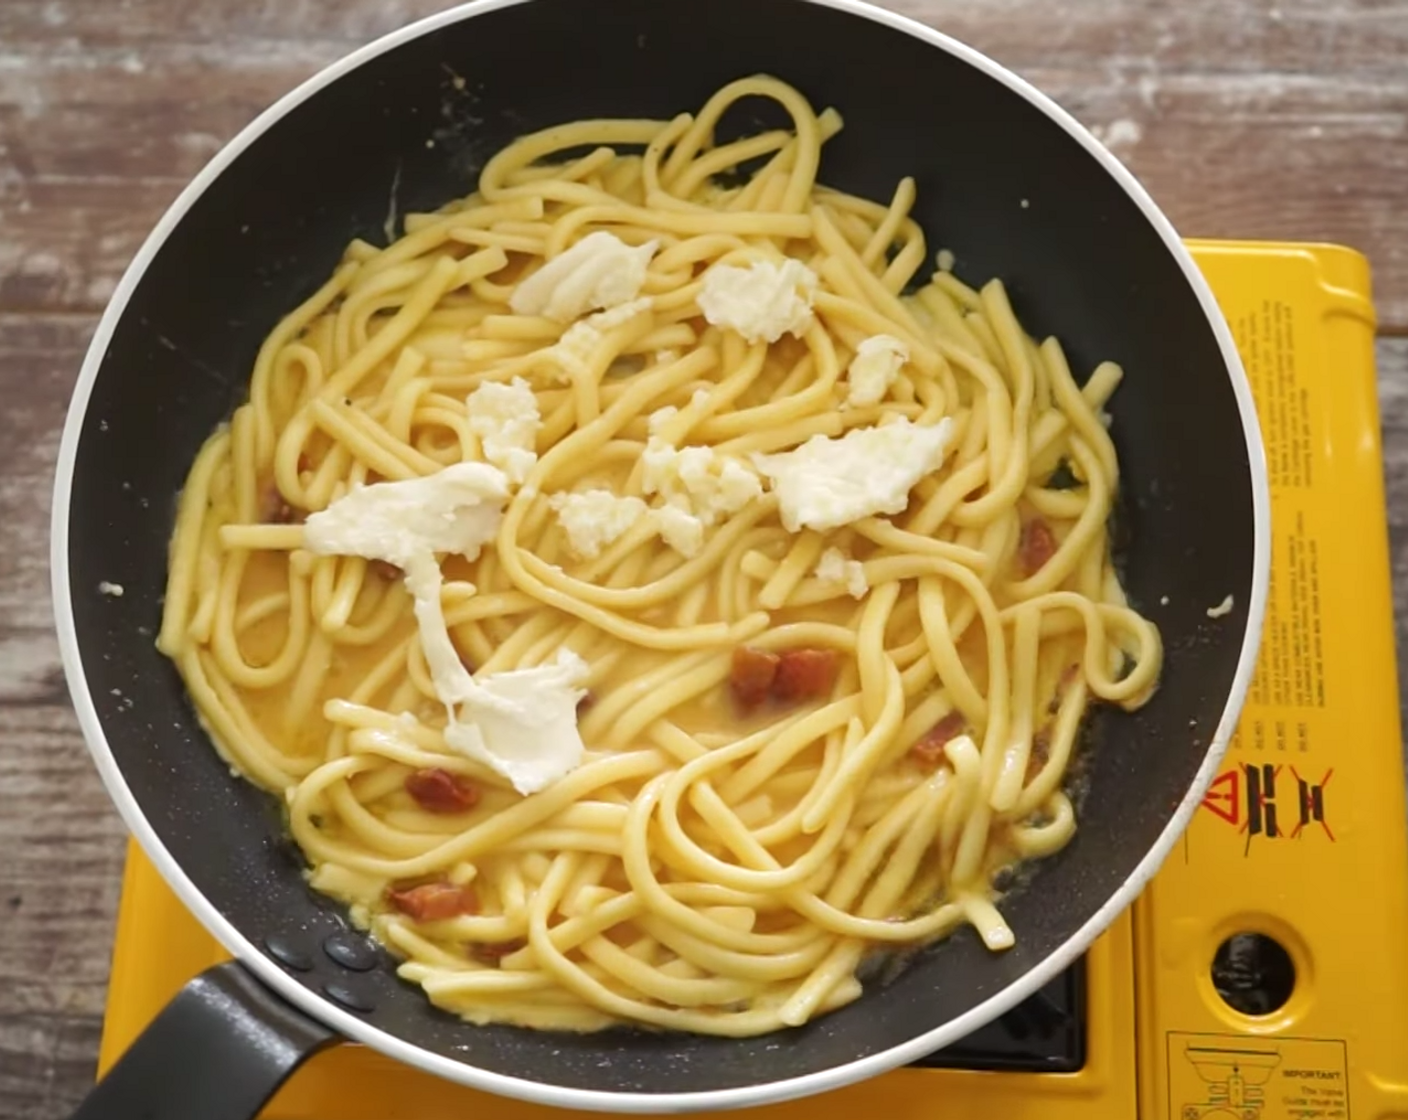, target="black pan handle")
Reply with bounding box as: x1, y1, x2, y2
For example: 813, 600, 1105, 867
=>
71, 961, 338, 1120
